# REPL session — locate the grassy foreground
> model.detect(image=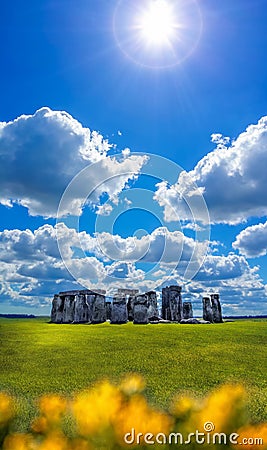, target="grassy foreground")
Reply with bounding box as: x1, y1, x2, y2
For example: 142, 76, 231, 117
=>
0, 318, 266, 430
